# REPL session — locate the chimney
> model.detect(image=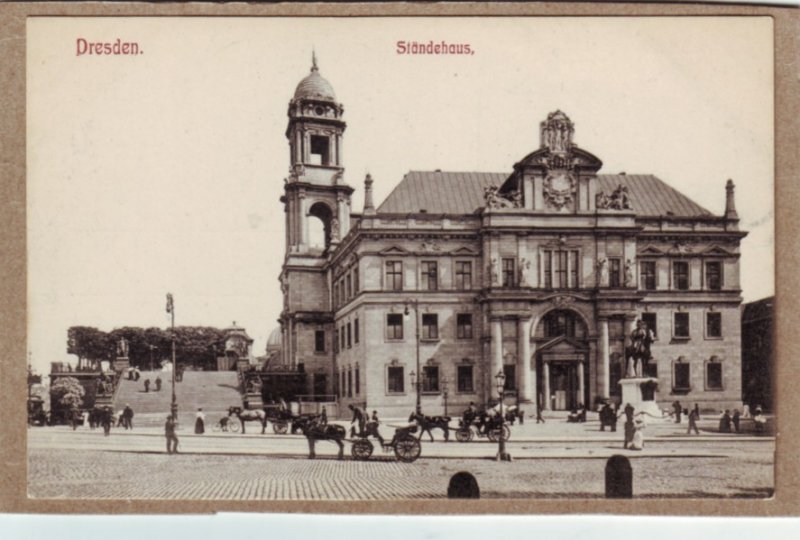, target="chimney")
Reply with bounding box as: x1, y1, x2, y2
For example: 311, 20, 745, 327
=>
363, 173, 376, 215
725, 179, 738, 220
